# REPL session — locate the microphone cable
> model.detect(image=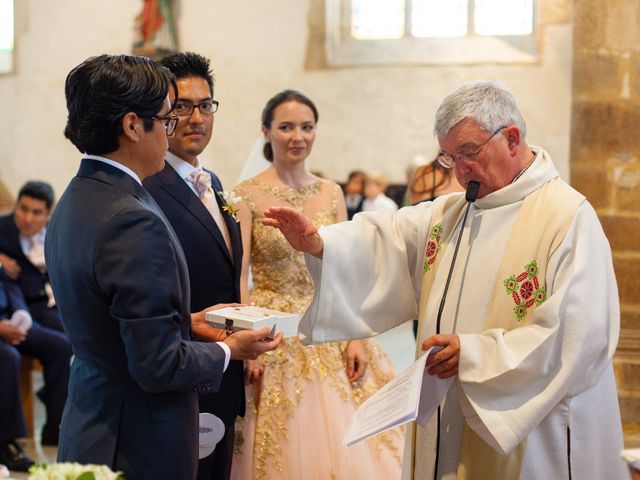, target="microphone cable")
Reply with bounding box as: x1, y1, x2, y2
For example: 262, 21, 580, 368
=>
433, 180, 480, 480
